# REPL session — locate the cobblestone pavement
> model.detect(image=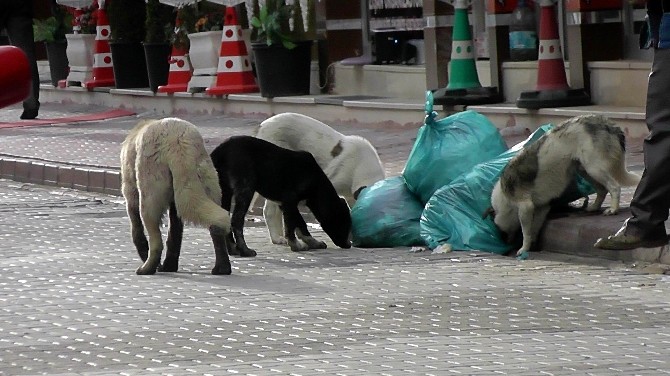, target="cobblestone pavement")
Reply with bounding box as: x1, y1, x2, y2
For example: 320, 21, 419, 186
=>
2, 179, 670, 375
